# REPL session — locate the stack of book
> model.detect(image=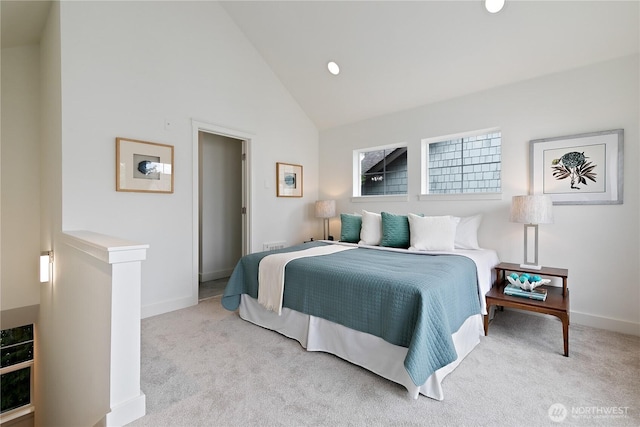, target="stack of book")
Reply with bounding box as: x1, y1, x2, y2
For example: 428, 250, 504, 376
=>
503, 283, 547, 301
